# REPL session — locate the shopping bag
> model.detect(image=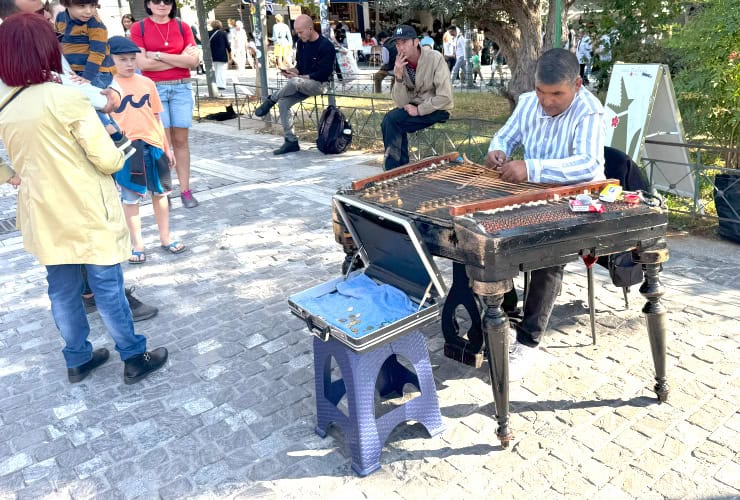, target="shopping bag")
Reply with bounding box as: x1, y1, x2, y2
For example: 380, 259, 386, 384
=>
336, 48, 359, 82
